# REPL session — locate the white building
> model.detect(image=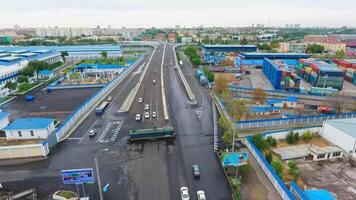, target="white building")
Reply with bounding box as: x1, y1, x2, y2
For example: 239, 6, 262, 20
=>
320, 118, 356, 158
3, 118, 55, 140
181, 37, 193, 44
0, 112, 10, 130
